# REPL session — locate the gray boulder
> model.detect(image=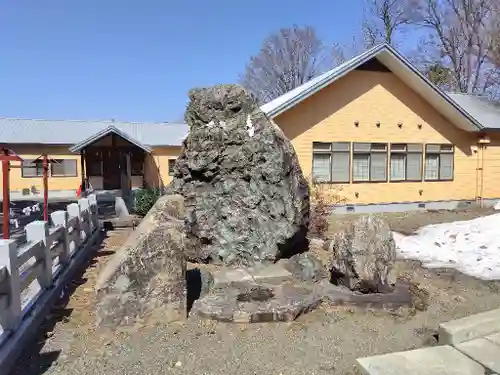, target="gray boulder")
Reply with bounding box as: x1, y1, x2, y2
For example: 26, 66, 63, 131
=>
95, 195, 188, 328
172, 84, 310, 266
326, 215, 396, 292
283, 253, 328, 282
